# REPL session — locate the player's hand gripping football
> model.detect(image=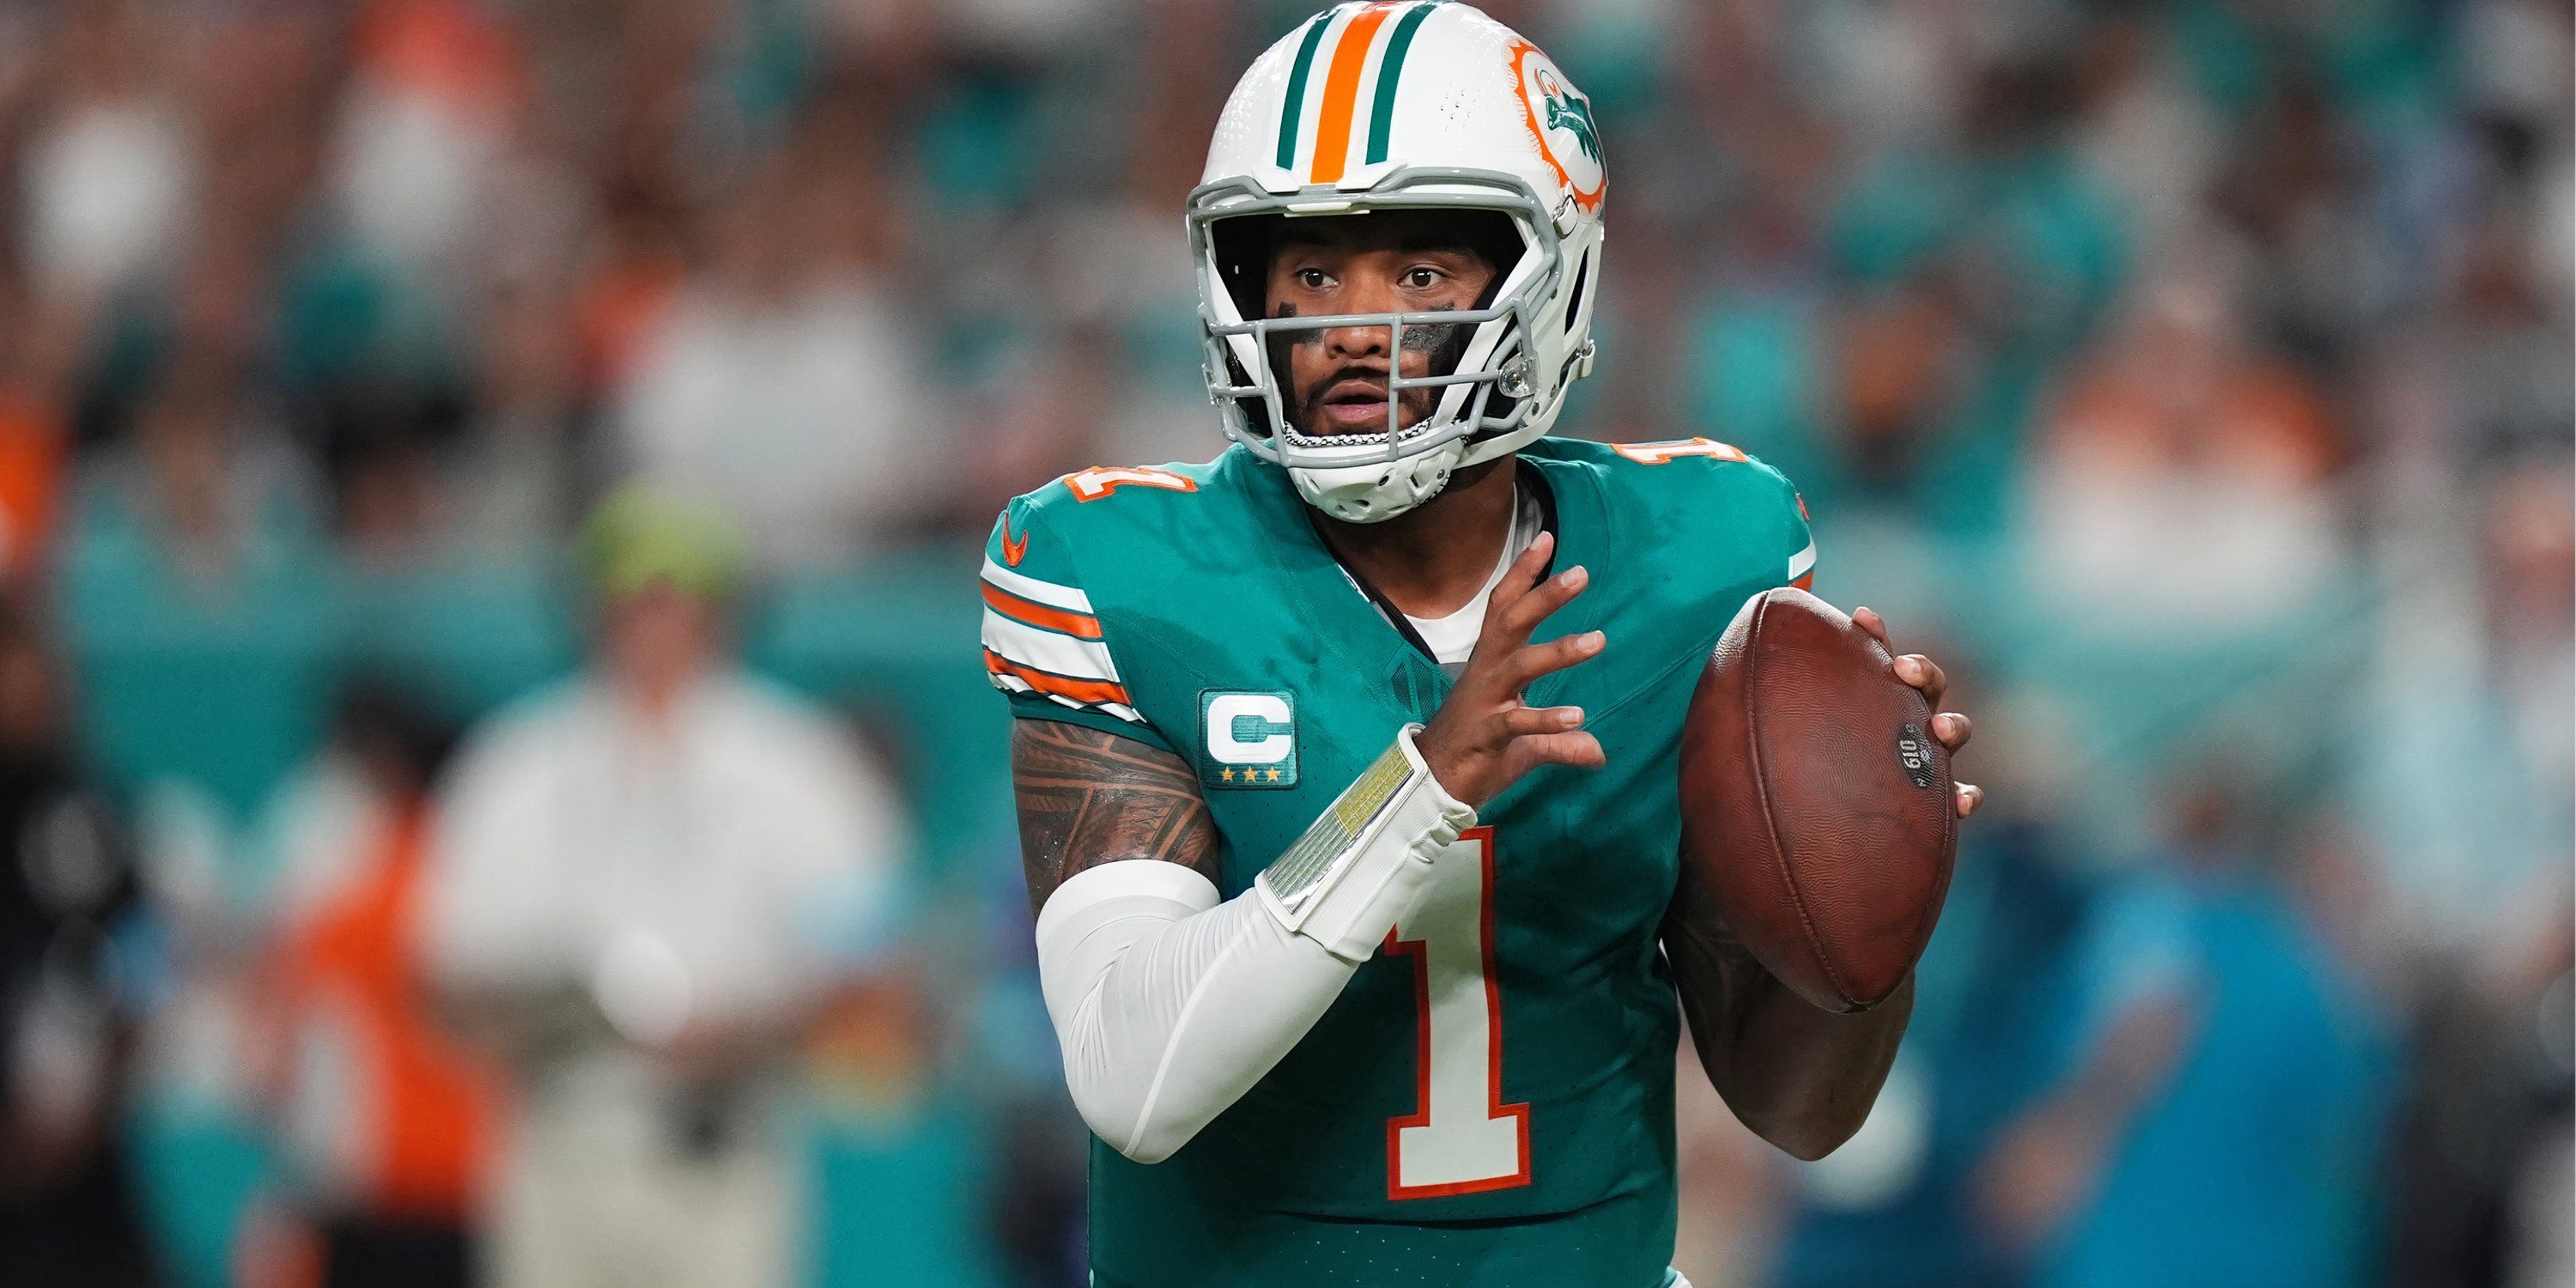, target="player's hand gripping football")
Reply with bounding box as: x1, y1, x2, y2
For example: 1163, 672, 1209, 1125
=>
1852, 606, 1983, 818
1416, 532, 1609, 808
